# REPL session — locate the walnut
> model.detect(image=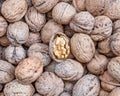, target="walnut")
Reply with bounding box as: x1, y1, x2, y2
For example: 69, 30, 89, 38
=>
60, 92, 71, 96
64, 81, 74, 93
70, 33, 95, 63
99, 89, 109, 96
0, 36, 10, 47
52, 2, 76, 24
1, 0, 28, 22
91, 16, 112, 41
25, 7, 46, 32
35, 72, 64, 96
25, 0, 32, 7
108, 87, 120, 96
113, 20, 120, 34
73, 74, 100, 96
